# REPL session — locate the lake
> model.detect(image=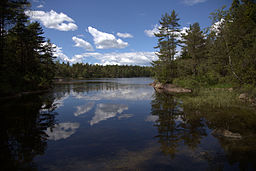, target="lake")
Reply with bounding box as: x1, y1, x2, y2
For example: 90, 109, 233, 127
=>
1, 78, 256, 170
